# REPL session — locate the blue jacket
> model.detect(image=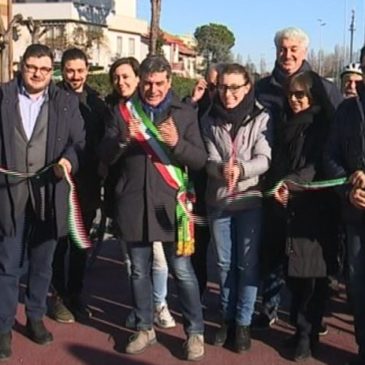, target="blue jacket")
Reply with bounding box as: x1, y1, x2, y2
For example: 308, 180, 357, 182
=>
0, 77, 85, 237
